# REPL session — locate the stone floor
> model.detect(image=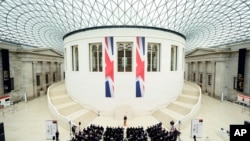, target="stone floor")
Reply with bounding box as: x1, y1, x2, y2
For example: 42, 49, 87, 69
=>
1, 94, 249, 141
